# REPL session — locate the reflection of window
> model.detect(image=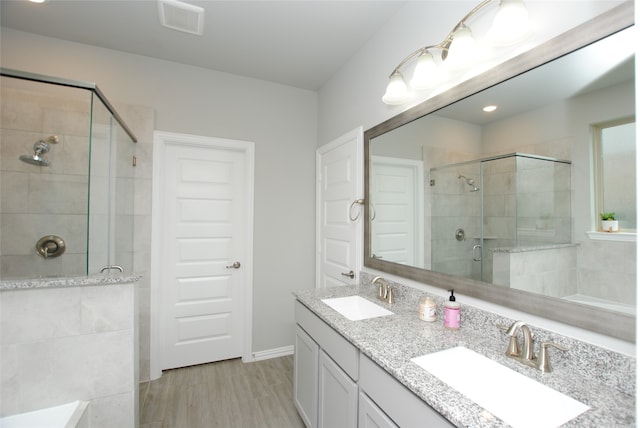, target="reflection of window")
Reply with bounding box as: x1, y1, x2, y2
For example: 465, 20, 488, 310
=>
593, 118, 636, 231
